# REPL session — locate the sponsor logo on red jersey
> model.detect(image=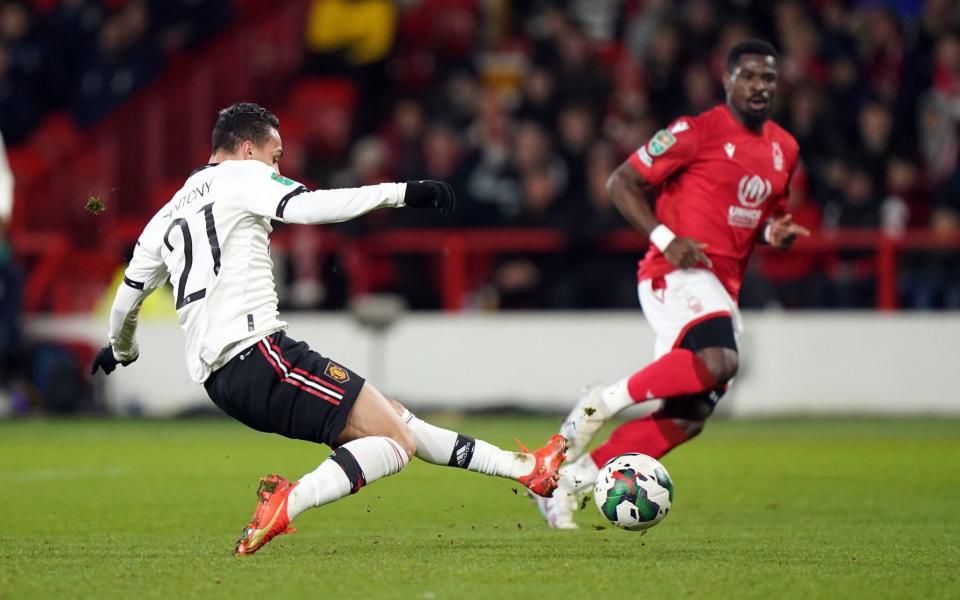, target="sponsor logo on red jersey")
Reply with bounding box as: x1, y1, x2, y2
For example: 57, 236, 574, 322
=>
737, 175, 772, 208
728, 175, 772, 228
